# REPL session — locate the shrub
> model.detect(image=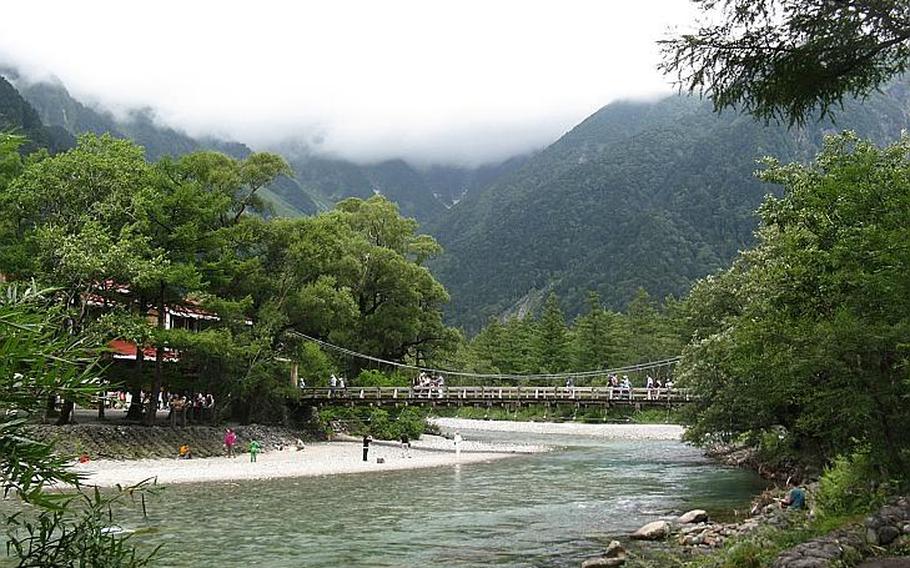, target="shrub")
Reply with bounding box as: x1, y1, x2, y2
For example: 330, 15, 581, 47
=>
814, 451, 886, 520
355, 370, 410, 387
